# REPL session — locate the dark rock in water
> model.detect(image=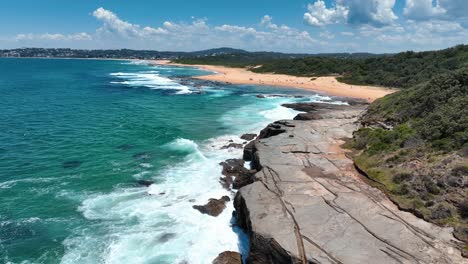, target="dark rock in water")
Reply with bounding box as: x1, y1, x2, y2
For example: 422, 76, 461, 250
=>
157, 233, 176, 243
240, 133, 257, 141
136, 179, 154, 187
219, 159, 255, 189
132, 152, 151, 160
221, 143, 243, 149
63, 160, 82, 169
192, 196, 230, 217
220, 159, 245, 176
117, 144, 133, 151
256, 94, 266, 98
212, 251, 242, 264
